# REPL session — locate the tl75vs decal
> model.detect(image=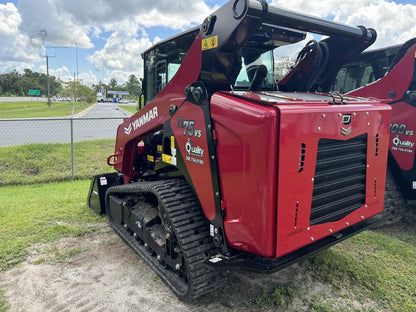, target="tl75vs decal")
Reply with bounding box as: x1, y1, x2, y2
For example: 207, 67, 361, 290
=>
177, 117, 205, 165
177, 117, 202, 138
